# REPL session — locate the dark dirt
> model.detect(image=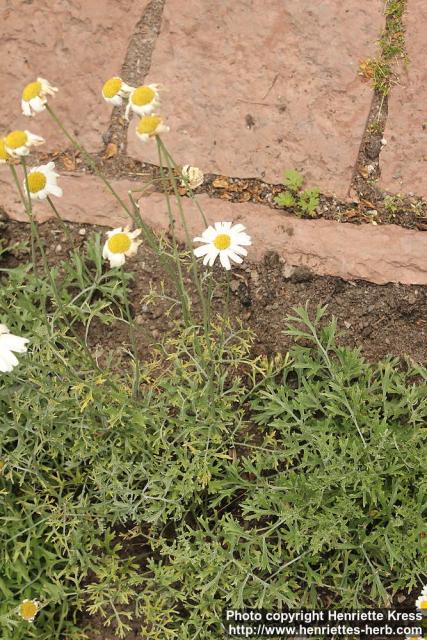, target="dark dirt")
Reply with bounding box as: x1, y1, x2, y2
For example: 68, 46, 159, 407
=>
1, 217, 426, 366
